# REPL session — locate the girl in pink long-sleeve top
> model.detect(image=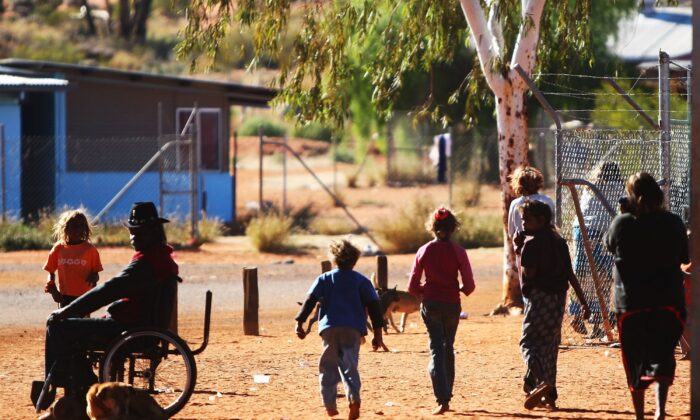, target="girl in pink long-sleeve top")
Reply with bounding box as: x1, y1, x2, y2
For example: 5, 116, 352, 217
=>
407, 206, 475, 415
